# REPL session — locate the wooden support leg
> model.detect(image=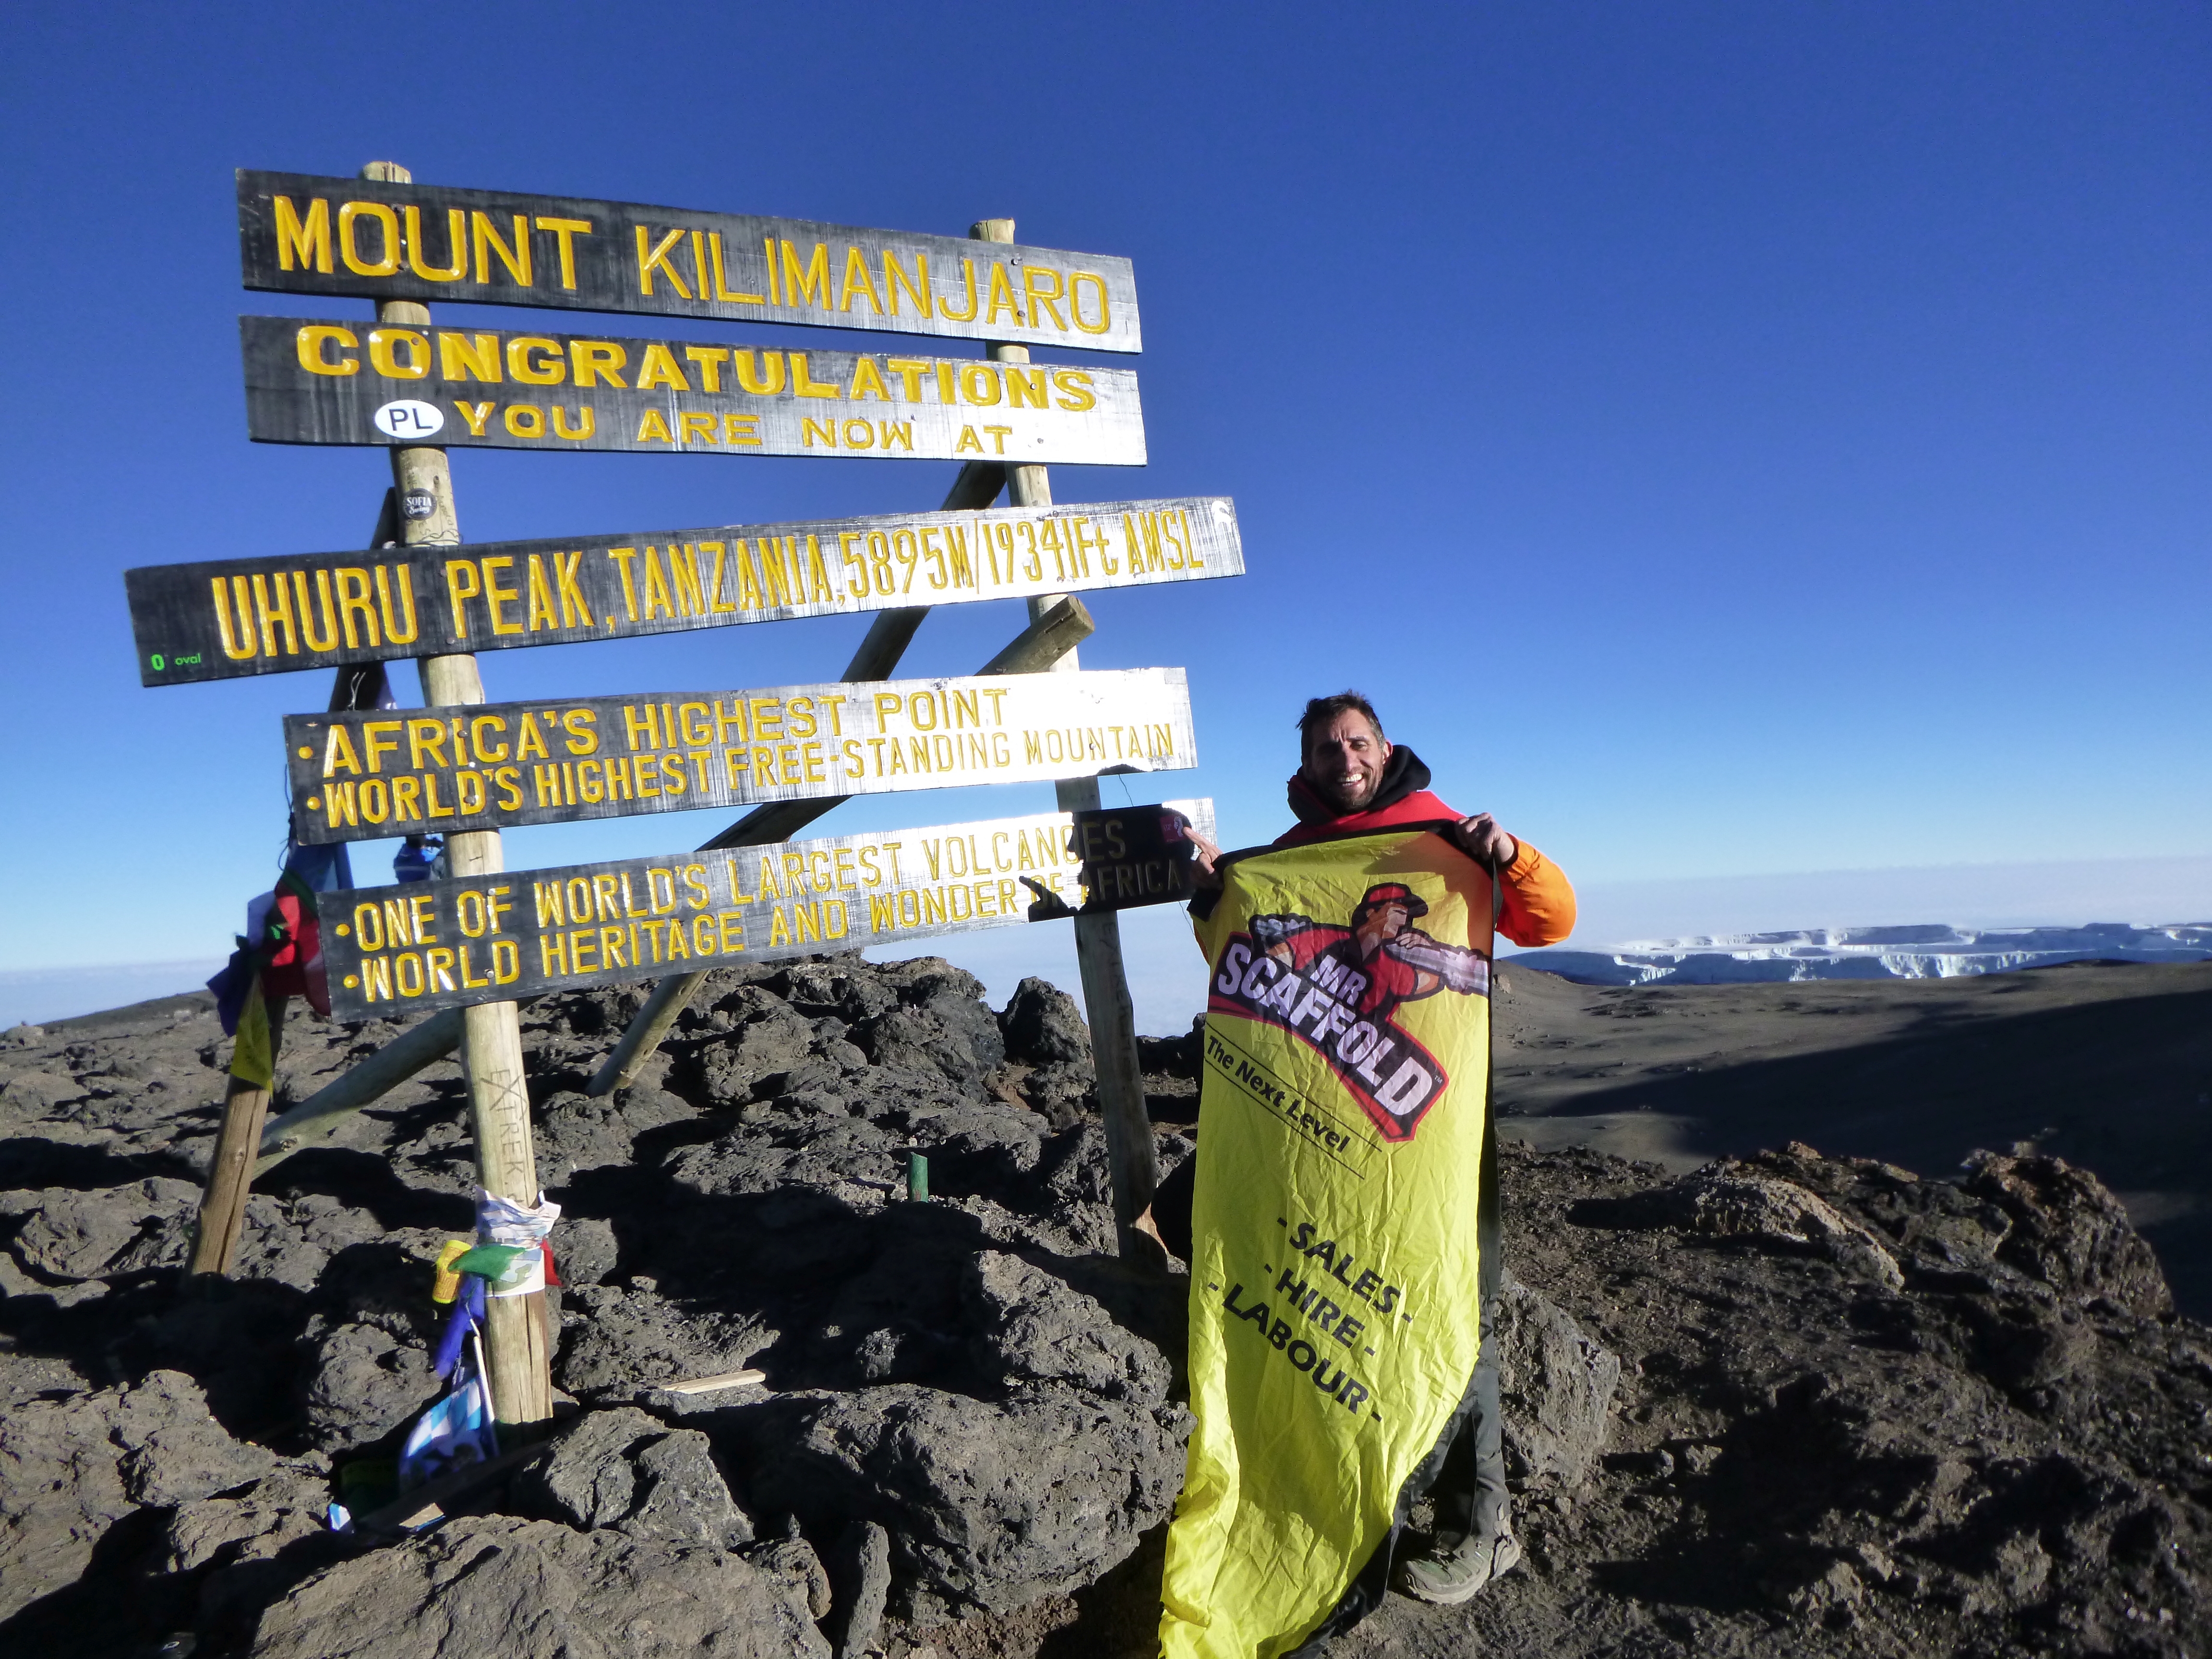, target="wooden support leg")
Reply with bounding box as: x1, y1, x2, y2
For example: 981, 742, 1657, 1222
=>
973, 215, 1161, 1257
189, 998, 286, 1276
365, 157, 552, 1435
460, 996, 553, 1430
